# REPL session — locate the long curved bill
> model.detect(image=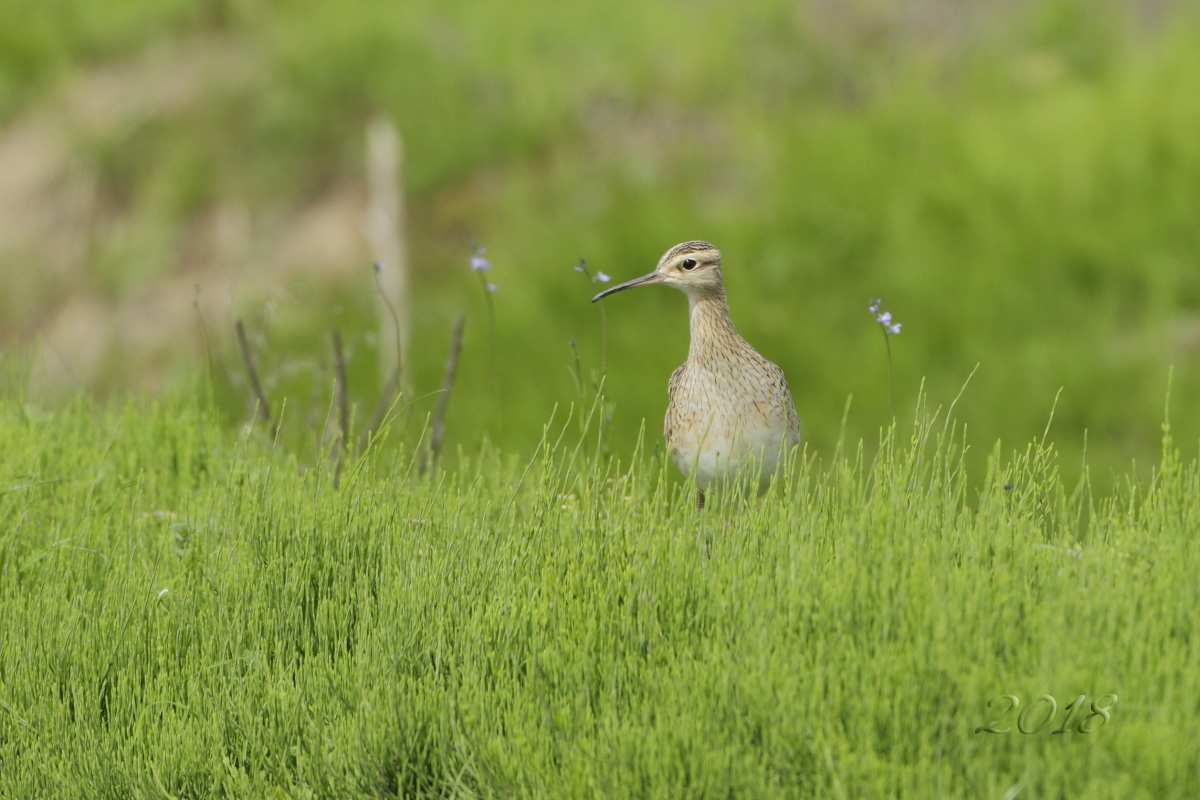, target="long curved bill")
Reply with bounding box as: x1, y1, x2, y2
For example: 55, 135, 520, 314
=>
591, 271, 666, 303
